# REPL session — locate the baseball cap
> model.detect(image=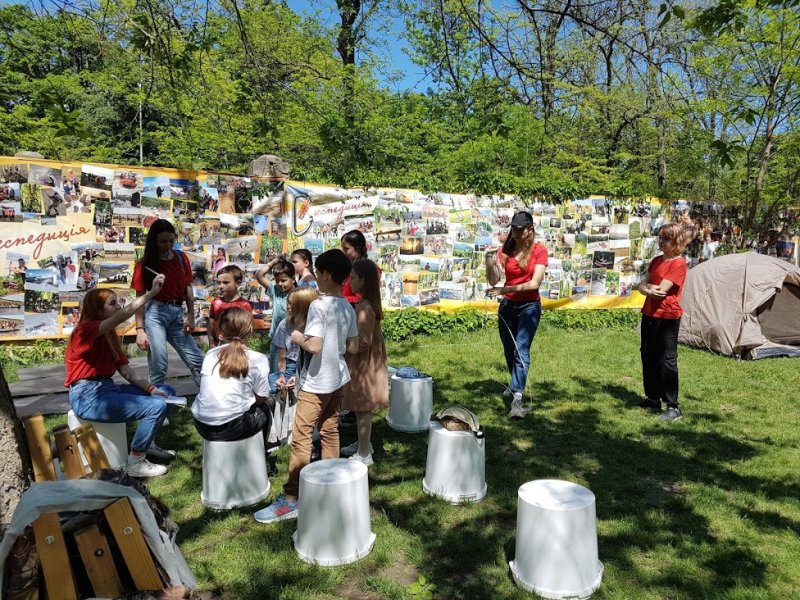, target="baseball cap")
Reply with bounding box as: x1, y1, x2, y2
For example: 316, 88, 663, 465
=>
510, 211, 534, 228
